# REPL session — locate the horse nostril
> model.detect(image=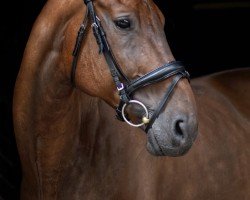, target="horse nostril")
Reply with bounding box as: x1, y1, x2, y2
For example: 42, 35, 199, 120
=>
174, 120, 185, 139
170, 120, 186, 147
